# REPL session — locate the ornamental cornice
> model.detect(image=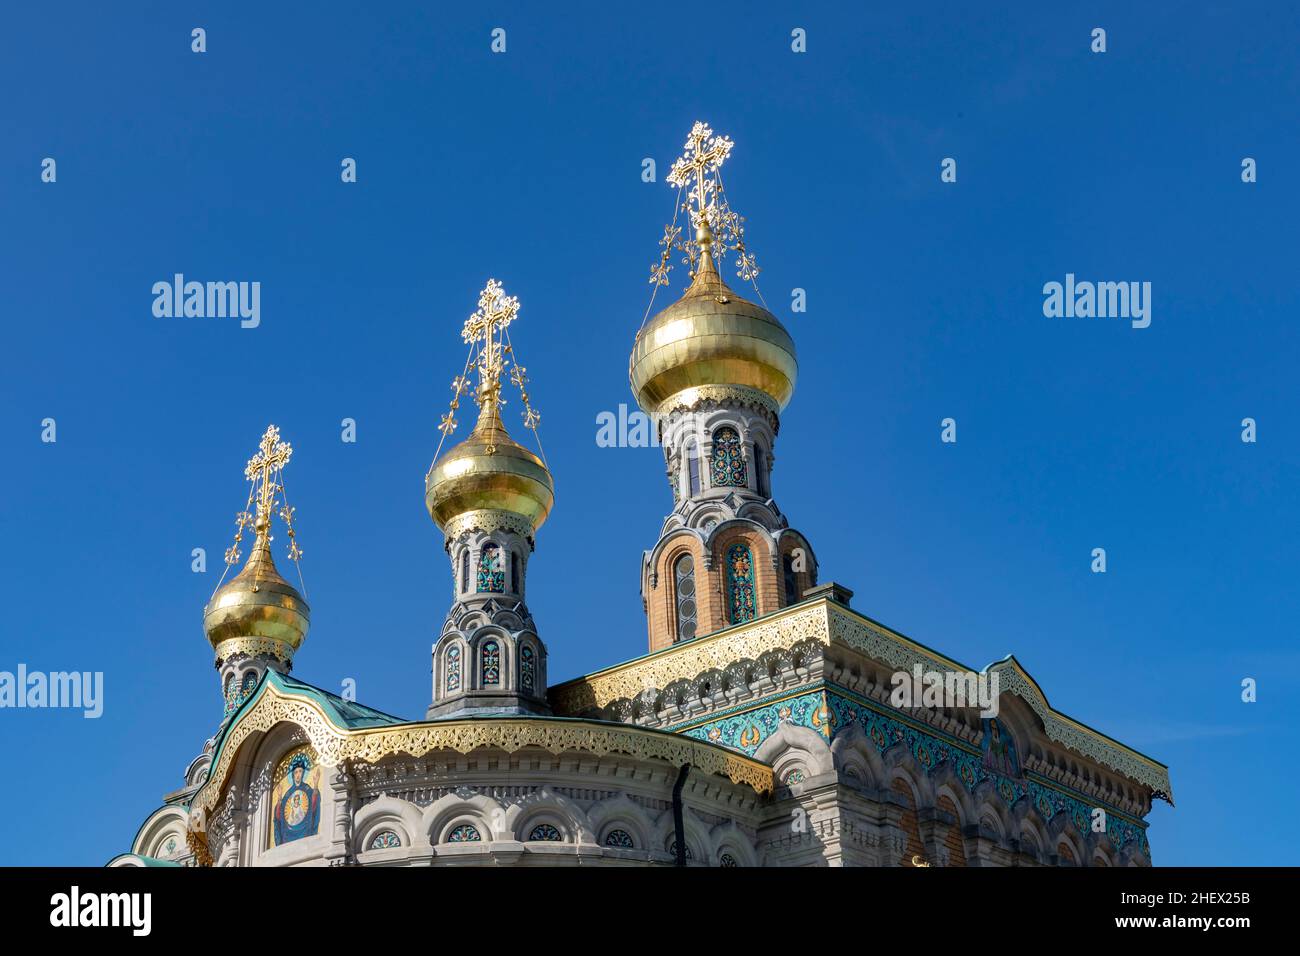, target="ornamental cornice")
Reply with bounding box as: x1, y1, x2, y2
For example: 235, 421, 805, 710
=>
442, 509, 537, 548
189, 681, 774, 824
549, 603, 831, 715
826, 611, 1172, 800
549, 599, 1172, 801
214, 636, 294, 666
657, 385, 780, 432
